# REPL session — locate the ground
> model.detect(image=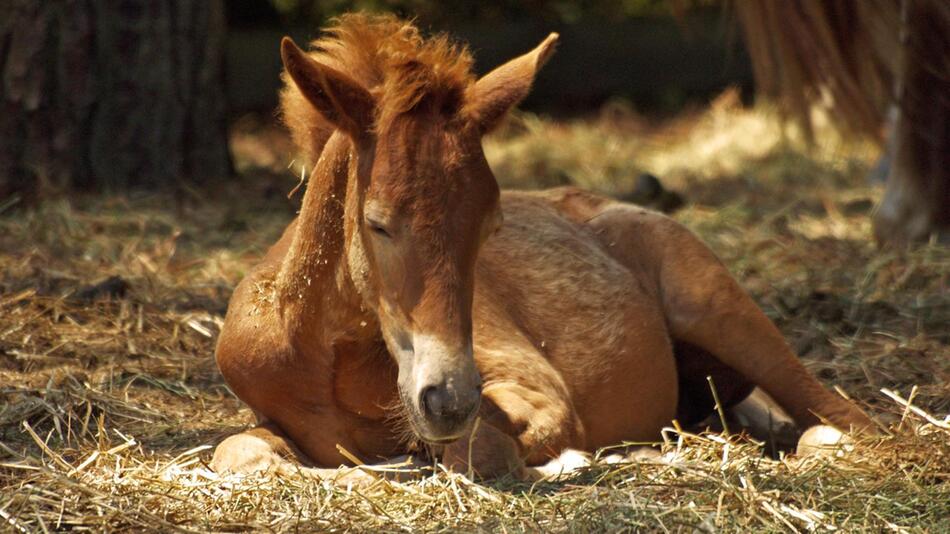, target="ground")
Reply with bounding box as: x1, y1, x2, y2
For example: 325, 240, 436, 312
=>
1, 94, 948, 532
